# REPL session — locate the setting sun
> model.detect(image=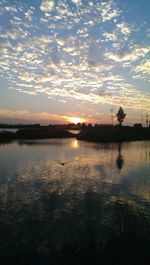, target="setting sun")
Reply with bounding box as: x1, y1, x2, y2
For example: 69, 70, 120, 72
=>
69, 117, 85, 124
